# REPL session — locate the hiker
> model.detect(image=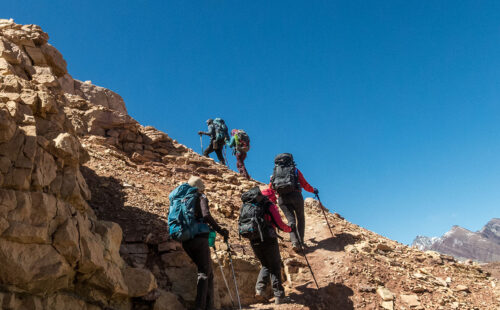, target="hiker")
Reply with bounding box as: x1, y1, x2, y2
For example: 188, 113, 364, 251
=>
227, 129, 251, 179
168, 176, 229, 310
198, 118, 228, 165
238, 186, 291, 305
270, 153, 318, 252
